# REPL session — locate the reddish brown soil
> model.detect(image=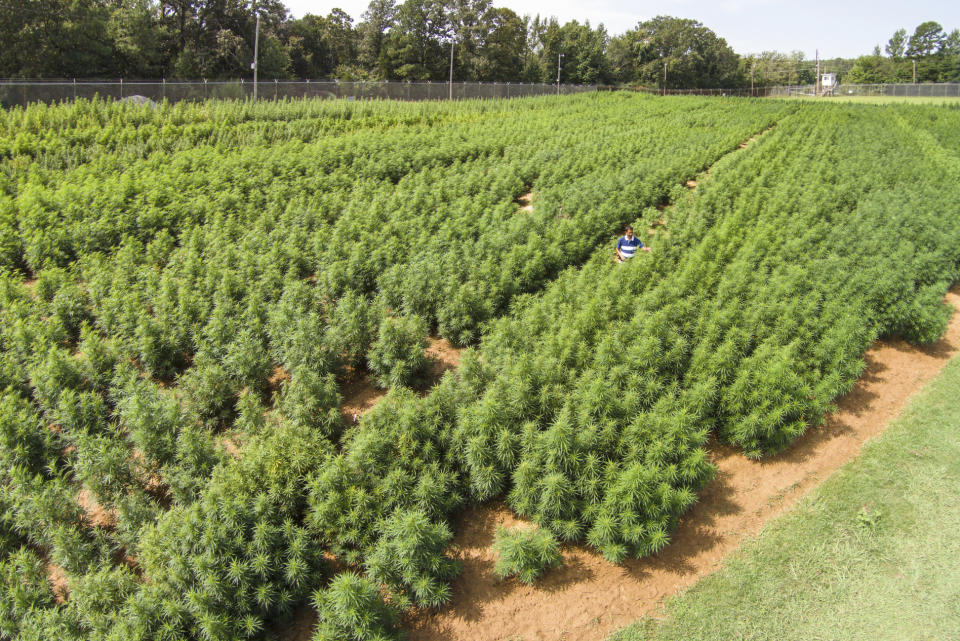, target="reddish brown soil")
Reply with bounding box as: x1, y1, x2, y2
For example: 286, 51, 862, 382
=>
268, 365, 291, 393
218, 434, 243, 459
130, 448, 171, 502
76, 487, 117, 529
407, 286, 960, 641
517, 192, 534, 213
339, 338, 464, 424
340, 374, 387, 424
46, 562, 69, 604
424, 336, 463, 380
685, 179, 697, 189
